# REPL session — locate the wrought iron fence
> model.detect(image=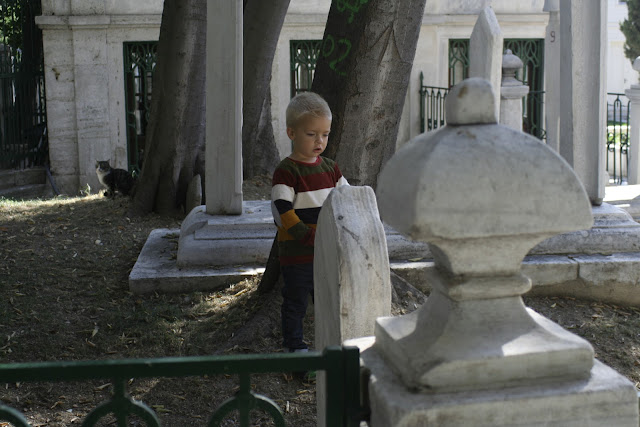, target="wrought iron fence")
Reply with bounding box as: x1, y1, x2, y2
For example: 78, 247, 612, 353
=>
290, 40, 323, 98
606, 92, 630, 185
419, 84, 632, 186
419, 73, 447, 133
0, 346, 363, 427
123, 41, 157, 175
523, 90, 546, 140
419, 78, 546, 140
0, 0, 47, 170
